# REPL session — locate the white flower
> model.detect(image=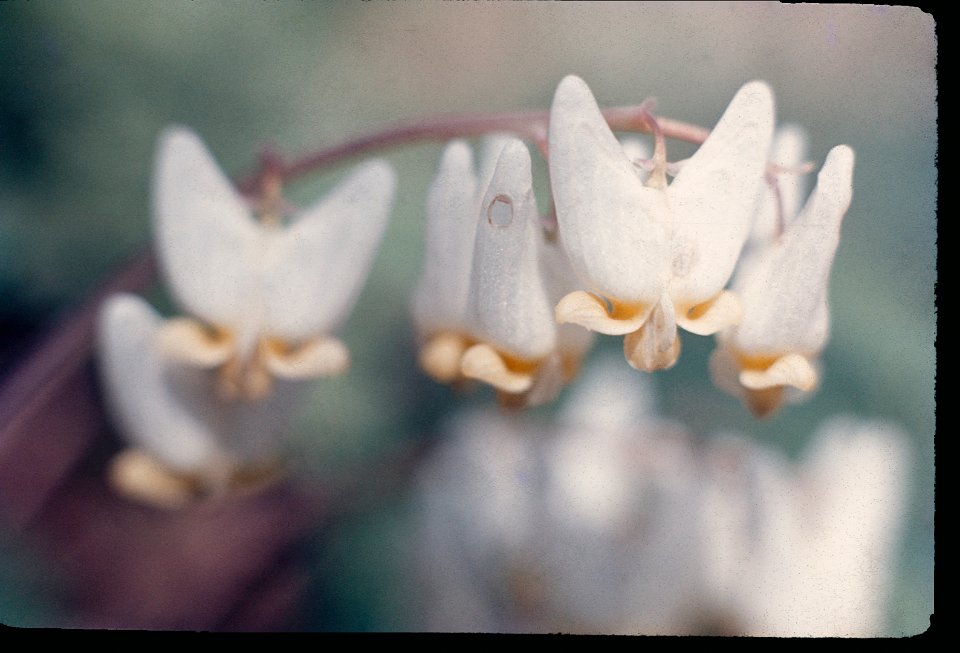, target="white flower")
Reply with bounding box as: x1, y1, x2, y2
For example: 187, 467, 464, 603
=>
700, 417, 908, 636
541, 358, 707, 634
548, 75, 774, 371
98, 294, 302, 508
413, 407, 542, 632
414, 382, 908, 635
152, 126, 396, 400
411, 137, 508, 383
411, 137, 591, 406
710, 142, 854, 417
413, 357, 708, 634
